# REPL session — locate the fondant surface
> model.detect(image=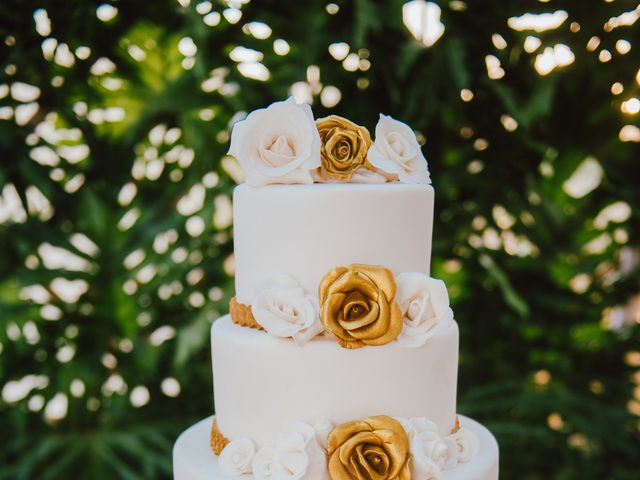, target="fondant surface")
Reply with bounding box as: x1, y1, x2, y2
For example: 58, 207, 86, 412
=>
173, 415, 499, 480
233, 183, 434, 304
211, 315, 458, 447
